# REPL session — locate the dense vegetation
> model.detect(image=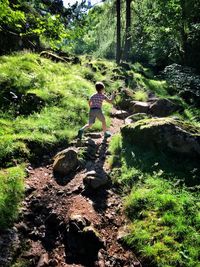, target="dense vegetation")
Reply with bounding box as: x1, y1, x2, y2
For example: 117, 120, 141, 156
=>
74, 0, 200, 72
0, 0, 200, 266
